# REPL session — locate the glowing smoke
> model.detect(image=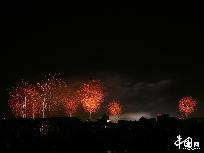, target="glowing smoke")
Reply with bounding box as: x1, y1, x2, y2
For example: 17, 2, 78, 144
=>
109, 112, 153, 121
